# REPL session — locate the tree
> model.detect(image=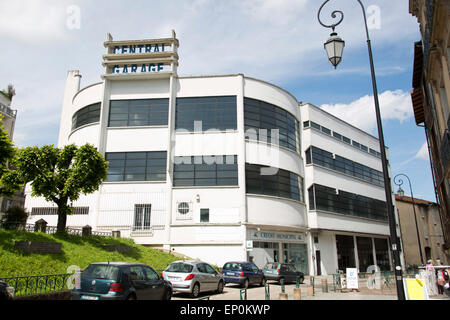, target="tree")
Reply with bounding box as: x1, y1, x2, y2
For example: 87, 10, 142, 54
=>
12, 143, 108, 234
0, 206, 28, 230
0, 115, 18, 197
